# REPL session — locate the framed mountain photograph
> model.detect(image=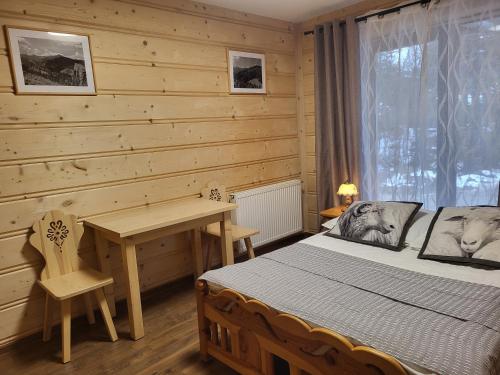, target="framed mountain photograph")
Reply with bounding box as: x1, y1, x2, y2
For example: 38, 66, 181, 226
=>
5, 26, 96, 95
228, 50, 266, 94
